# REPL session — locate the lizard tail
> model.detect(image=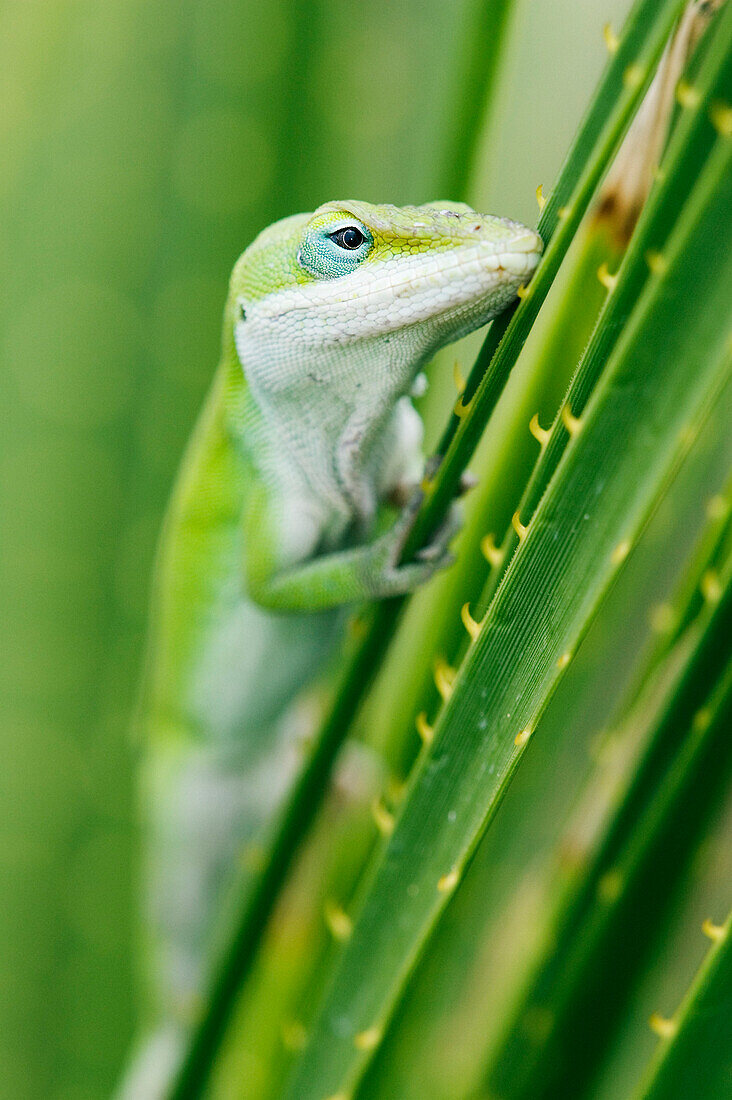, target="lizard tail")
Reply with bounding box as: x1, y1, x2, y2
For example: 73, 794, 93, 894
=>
116, 723, 302, 1098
